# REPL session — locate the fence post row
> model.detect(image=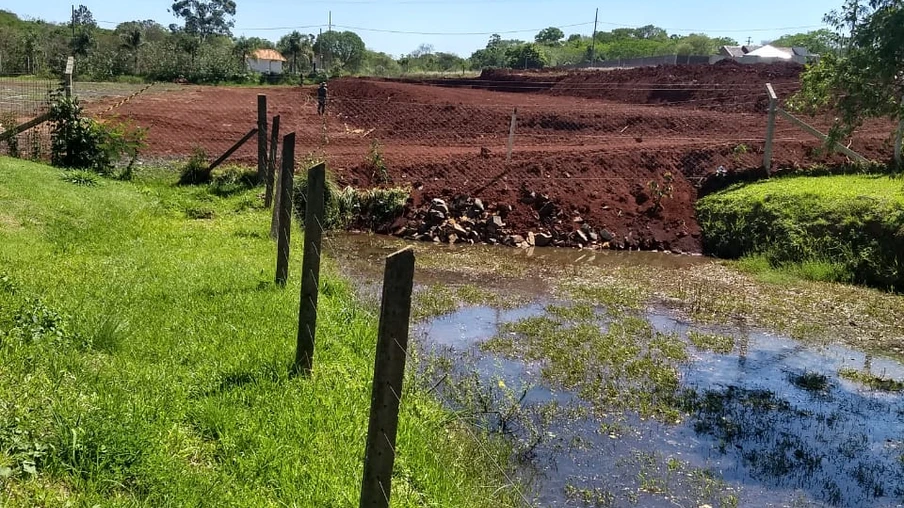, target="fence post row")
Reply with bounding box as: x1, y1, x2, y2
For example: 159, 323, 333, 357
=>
294, 163, 326, 376
275, 132, 296, 287
257, 94, 268, 182
506, 107, 518, 162
265, 115, 281, 208
359, 247, 416, 508
763, 83, 777, 176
